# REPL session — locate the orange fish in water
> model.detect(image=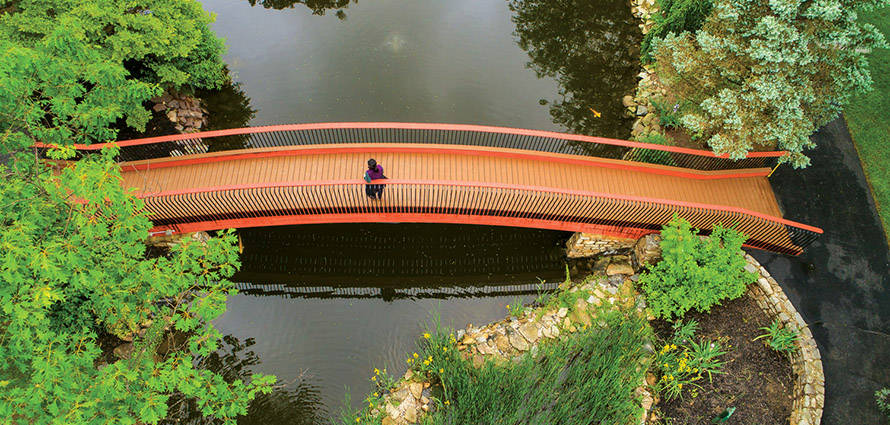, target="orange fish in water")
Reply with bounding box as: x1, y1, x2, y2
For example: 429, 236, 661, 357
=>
589, 107, 601, 118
